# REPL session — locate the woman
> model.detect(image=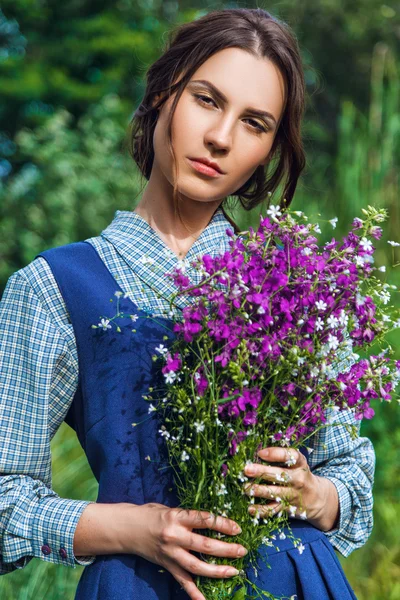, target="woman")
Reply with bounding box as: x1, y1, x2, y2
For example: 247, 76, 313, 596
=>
0, 8, 374, 600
